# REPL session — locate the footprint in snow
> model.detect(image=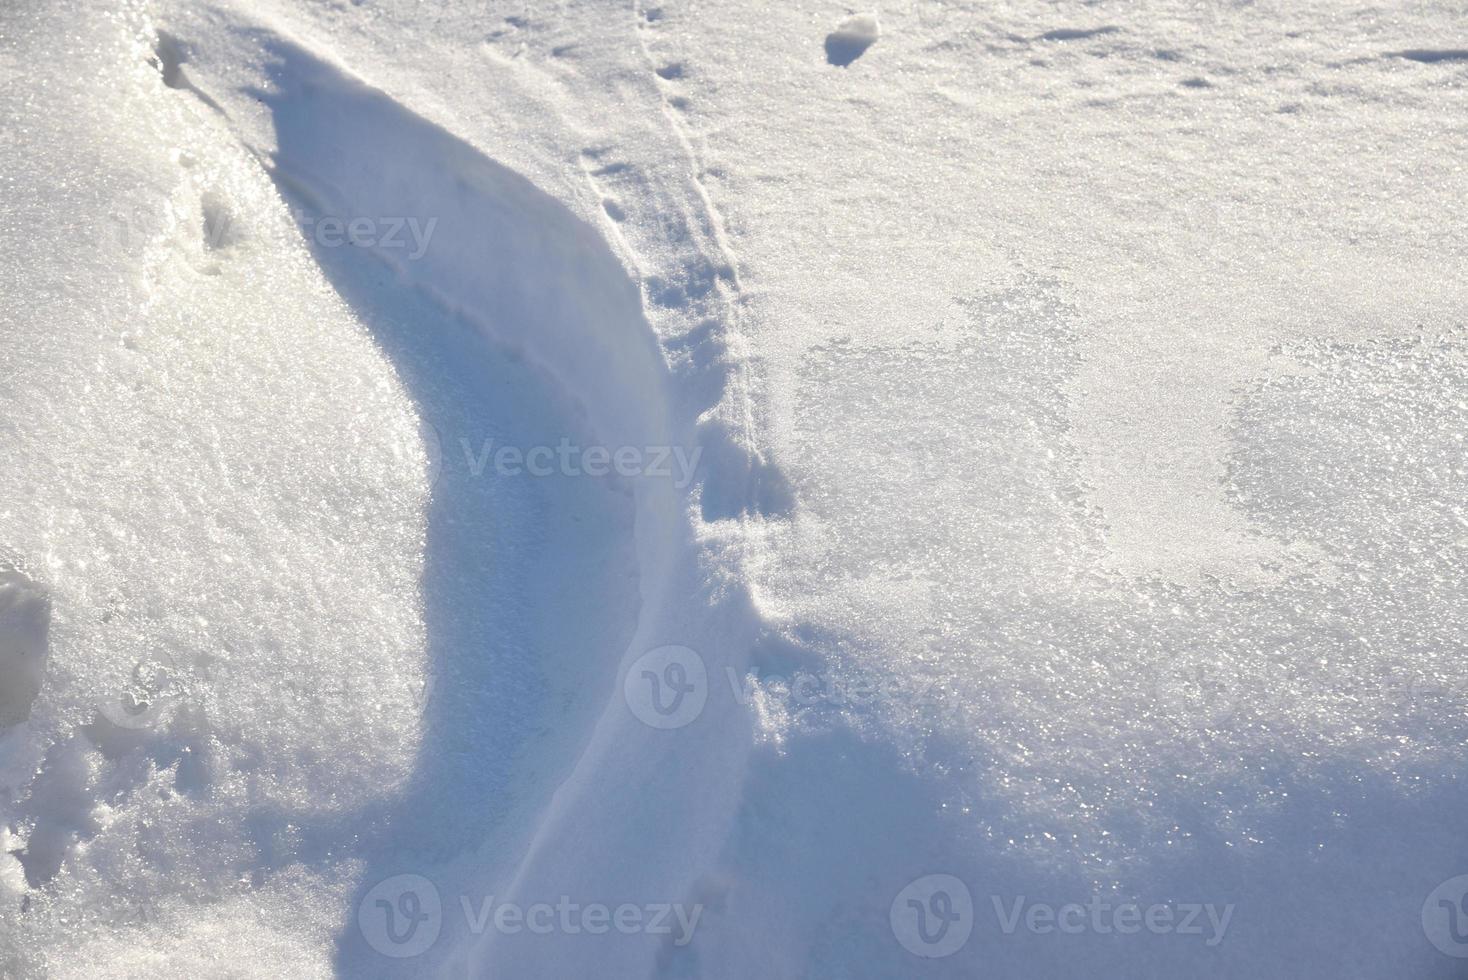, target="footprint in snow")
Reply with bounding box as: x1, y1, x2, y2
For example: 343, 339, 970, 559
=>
826, 13, 879, 67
